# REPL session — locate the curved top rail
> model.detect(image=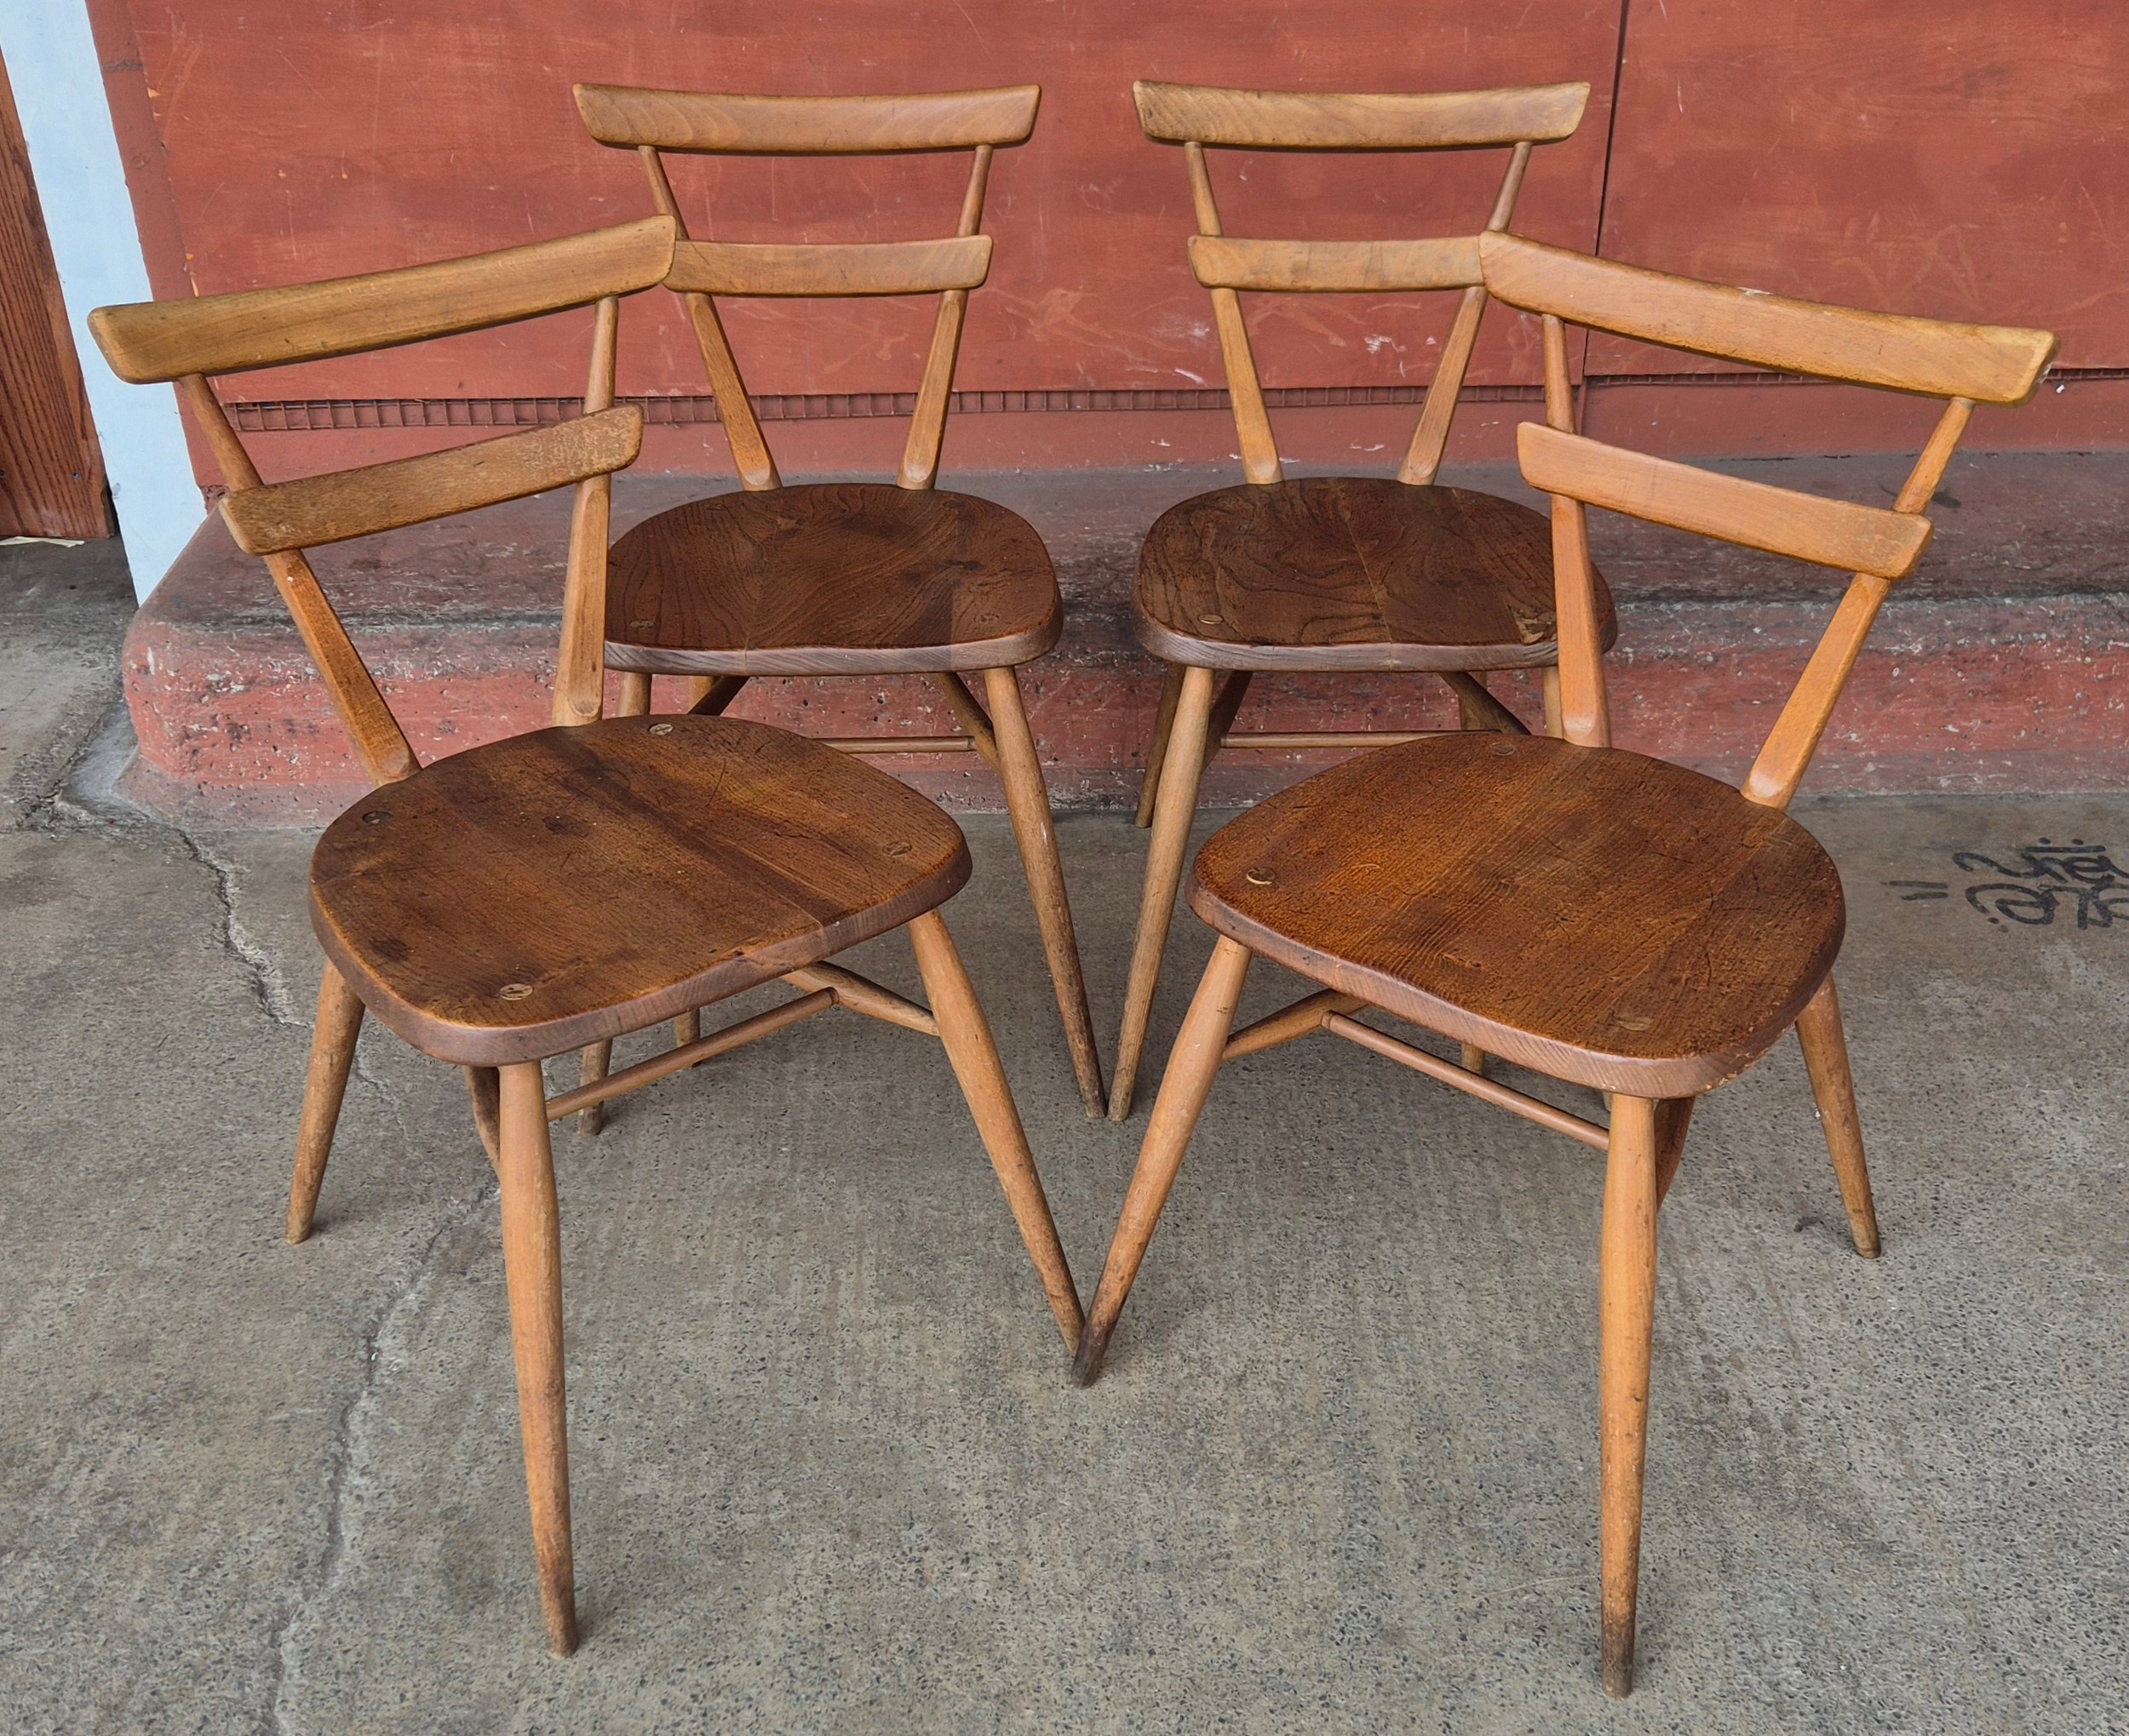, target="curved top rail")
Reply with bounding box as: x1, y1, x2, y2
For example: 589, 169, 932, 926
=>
90, 218, 676, 384
1133, 80, 1589, 151
575, 83, 1040, 154
1479, 232, 2057, 405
